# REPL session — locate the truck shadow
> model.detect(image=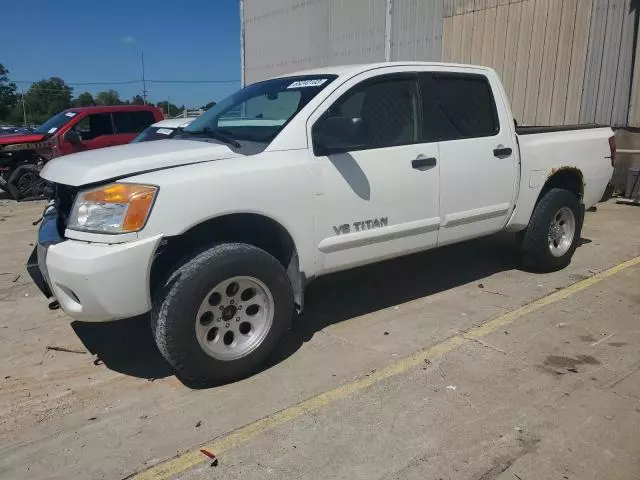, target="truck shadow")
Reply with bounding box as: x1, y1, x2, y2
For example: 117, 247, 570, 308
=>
268, 231, 521, 370
71, 315, 174, 380
71, 231, 590, 388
